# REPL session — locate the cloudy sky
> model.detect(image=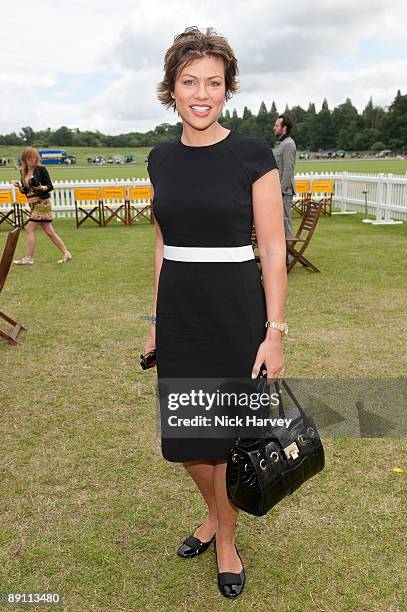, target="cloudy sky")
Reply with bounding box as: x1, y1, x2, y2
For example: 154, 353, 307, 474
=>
1, 0, 406, 135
